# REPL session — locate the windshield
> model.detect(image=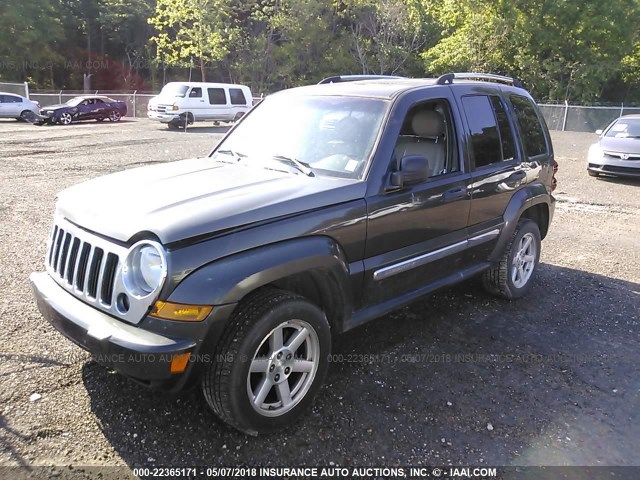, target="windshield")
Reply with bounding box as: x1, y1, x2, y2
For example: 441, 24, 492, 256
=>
605, 118, 640, 138
211, 95, 388, 179
160, 84, 189, 98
